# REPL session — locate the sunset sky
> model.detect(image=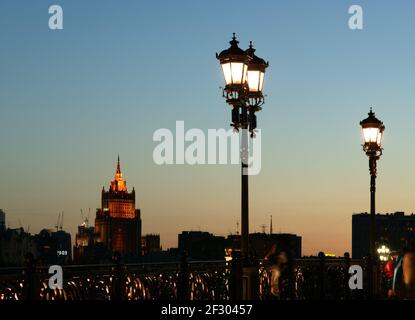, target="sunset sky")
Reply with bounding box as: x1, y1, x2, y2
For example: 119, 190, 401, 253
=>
1, 0, 415, 256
